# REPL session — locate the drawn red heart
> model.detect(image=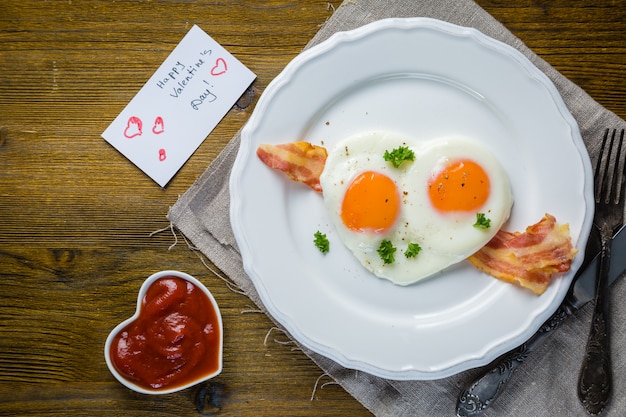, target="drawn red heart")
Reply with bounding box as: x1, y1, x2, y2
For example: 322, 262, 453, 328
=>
210, 57, 228, 76
152, 116, 164, 134
123, 116, 143, 139
104, 271, 223, 394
